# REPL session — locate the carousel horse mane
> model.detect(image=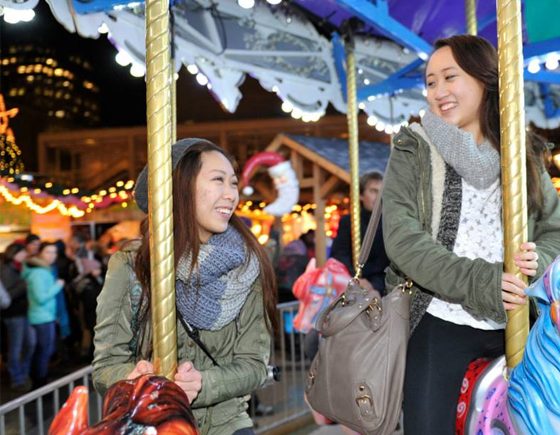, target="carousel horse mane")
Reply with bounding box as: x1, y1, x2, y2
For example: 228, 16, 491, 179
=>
49, 374, 198, 435
460, 256, 560, 435
508, 256, 560, 434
